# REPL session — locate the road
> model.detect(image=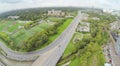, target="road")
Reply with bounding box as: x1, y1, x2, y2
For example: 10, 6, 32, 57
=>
0, 11, 84, 61
109, 42, 120, 66
32, 11, 84, 66
0, 61, 5, 66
